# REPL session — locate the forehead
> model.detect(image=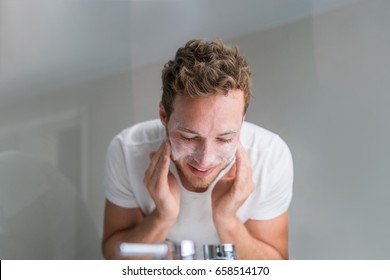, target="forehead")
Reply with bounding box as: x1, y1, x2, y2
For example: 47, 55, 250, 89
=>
172, 90, 245, 114
169, 90, 245, 132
